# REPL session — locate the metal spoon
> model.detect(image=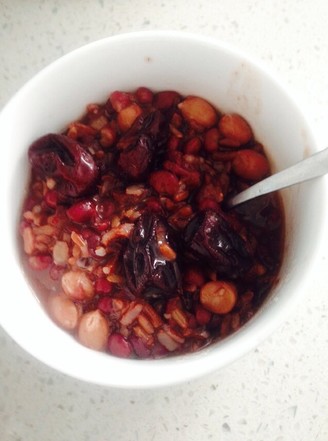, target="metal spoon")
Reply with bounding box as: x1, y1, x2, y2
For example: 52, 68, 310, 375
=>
227, 147, 328, 208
